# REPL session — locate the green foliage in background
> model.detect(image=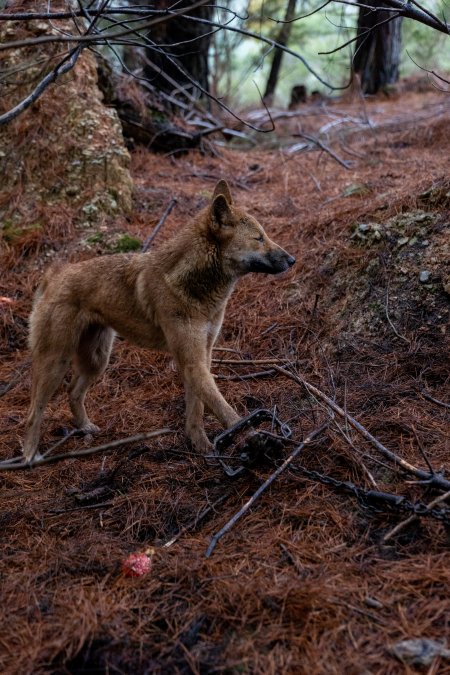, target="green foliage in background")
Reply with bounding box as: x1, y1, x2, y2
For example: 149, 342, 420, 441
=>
211, 0, 450, 106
